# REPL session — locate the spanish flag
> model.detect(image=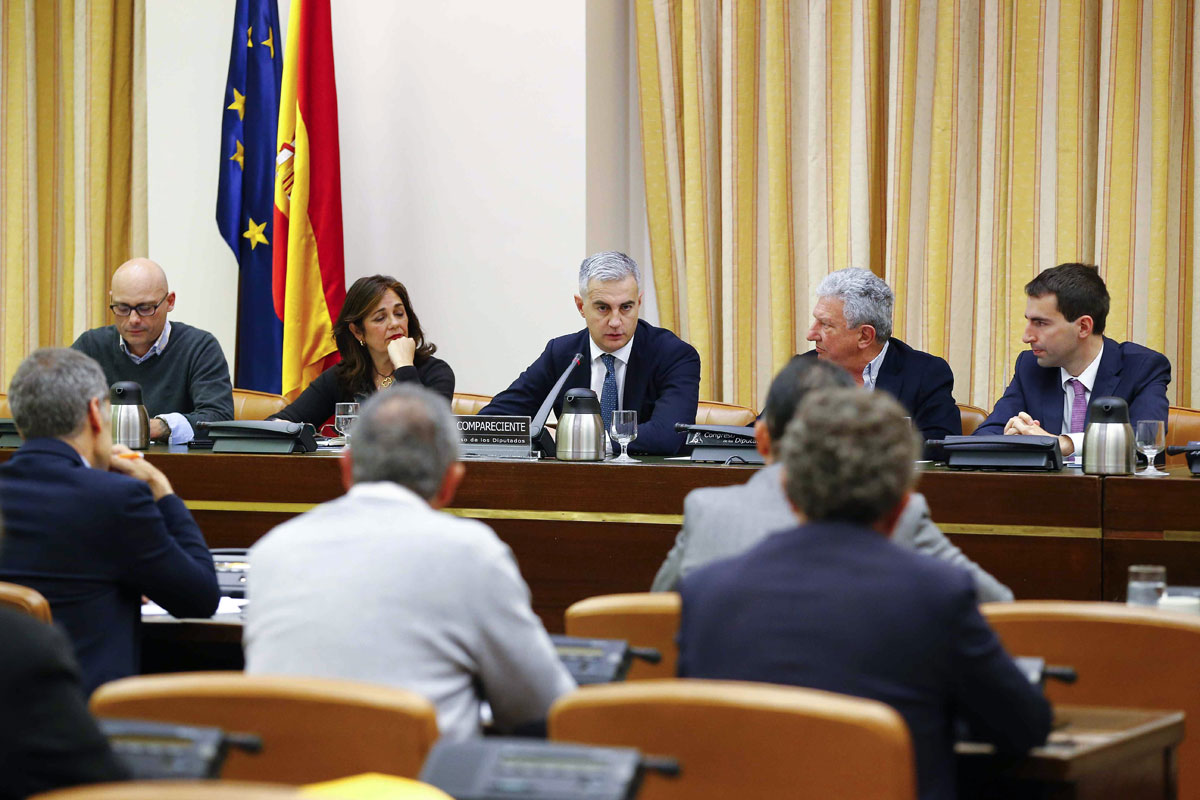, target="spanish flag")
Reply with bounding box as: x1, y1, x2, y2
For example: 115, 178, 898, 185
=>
272, 0, 346, 398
